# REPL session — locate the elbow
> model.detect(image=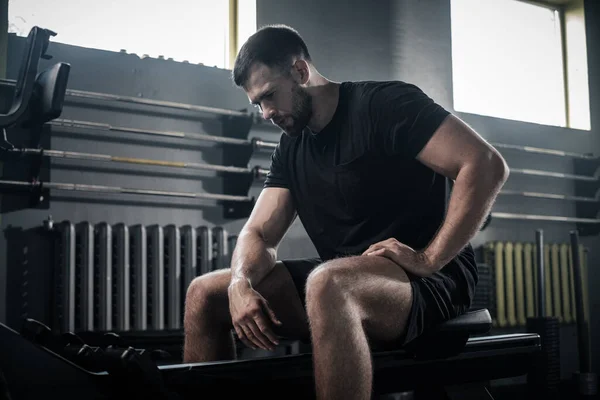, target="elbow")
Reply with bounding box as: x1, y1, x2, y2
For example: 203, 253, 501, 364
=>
467, 149, 509, 187
485, 149, 509, 185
